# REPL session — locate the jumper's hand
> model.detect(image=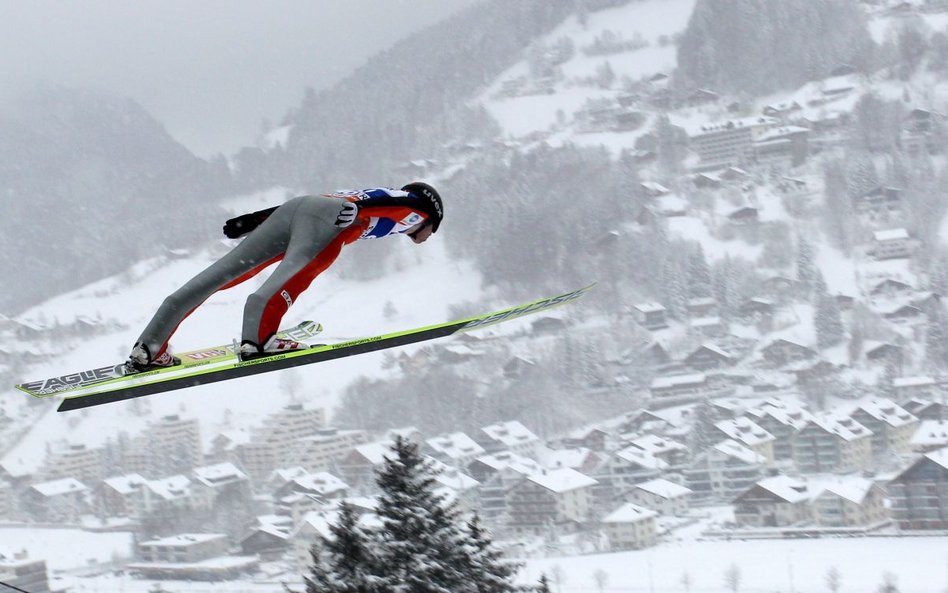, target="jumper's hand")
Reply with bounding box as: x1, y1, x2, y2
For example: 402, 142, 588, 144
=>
334, 201, 359, 228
